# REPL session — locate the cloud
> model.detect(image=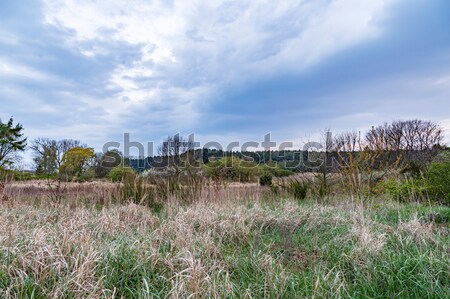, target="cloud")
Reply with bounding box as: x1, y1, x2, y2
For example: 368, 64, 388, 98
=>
0, 58, 55, 82
40, 0, 396, 136
1, 0, 449, 166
